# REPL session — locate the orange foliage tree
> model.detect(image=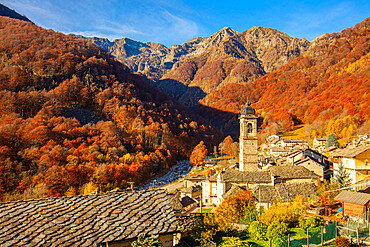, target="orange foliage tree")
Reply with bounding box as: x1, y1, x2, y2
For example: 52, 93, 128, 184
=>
190, 141, 208, 166
215, 190, 256, 227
